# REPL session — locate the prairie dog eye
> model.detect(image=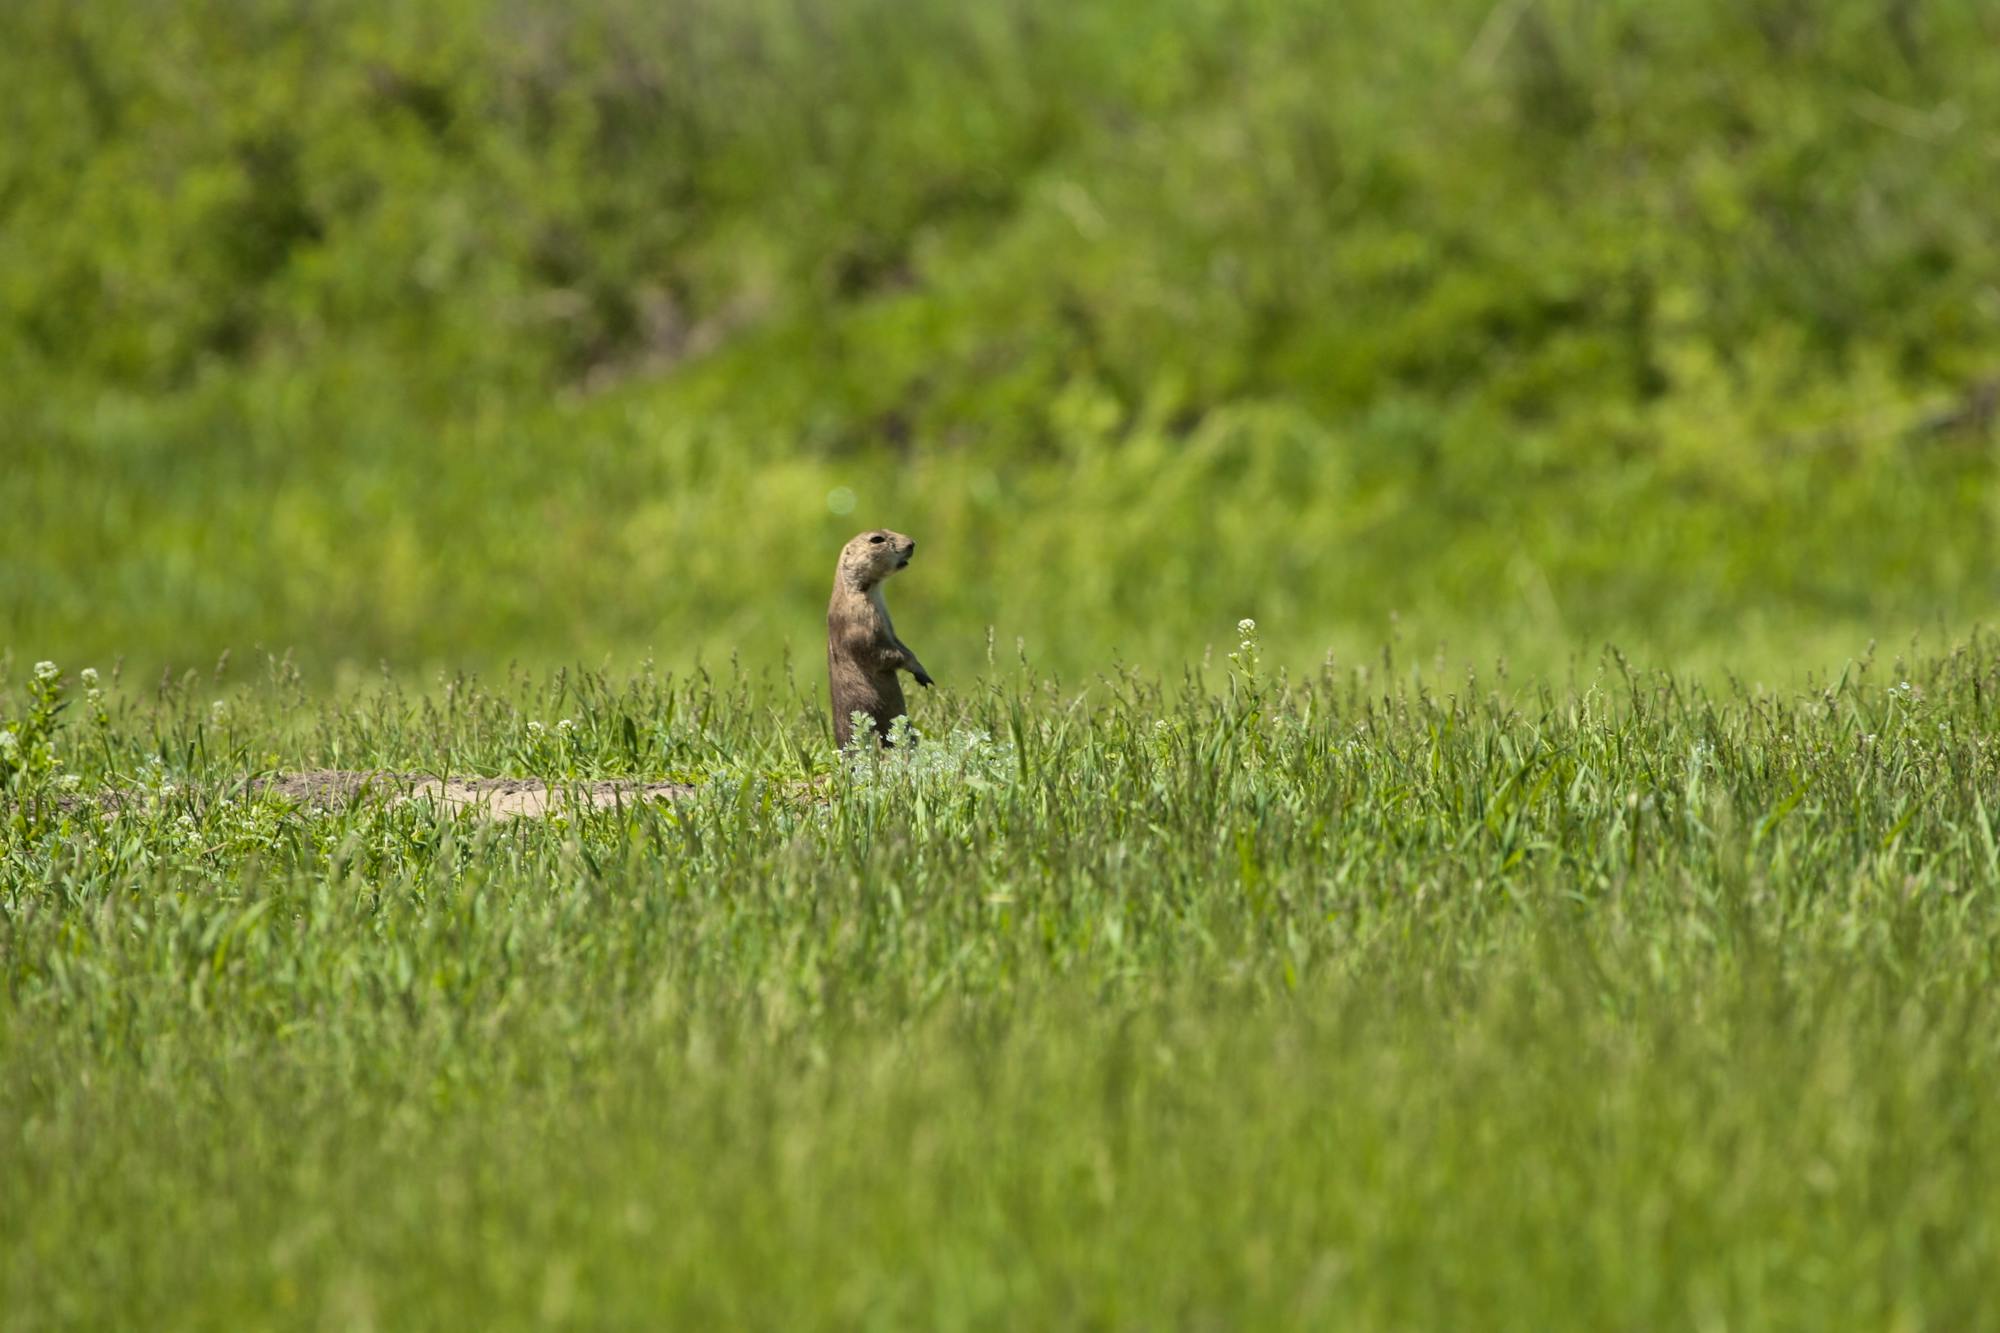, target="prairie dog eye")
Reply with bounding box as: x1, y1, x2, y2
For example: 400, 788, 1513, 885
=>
868, 534, 887, 544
